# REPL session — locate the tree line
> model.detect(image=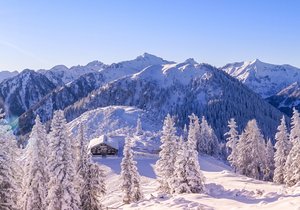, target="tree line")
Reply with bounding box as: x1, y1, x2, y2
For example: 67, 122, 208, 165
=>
1, 108, 300, 209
